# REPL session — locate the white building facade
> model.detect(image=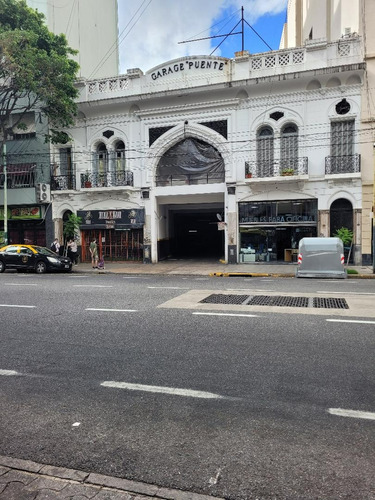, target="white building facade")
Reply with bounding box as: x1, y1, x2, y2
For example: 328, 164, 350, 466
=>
280, 0, 375, 265
50, 33, 366, 265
